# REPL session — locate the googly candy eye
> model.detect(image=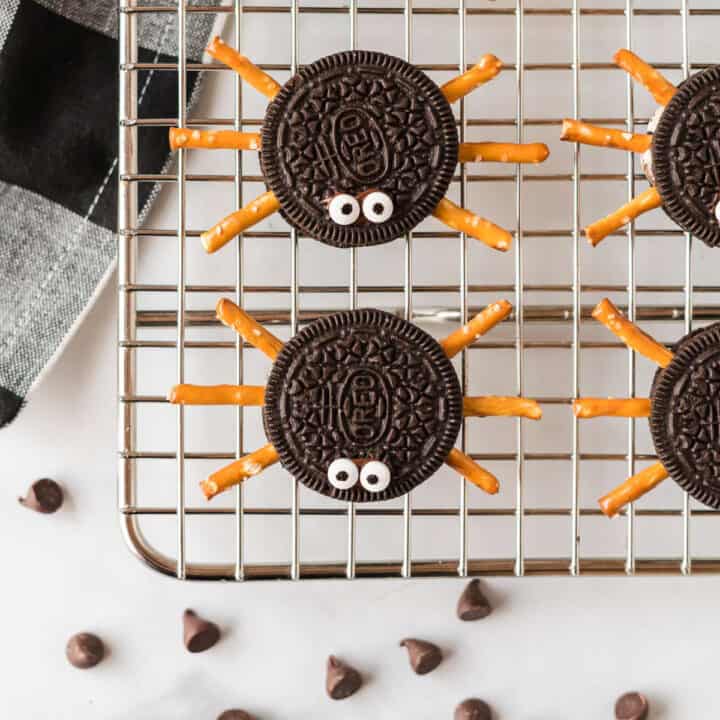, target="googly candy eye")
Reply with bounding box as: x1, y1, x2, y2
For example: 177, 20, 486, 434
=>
327, 458, 359, 490
360, 461, 391, 493
715, 199, 720, 224
328, 194, 360, 226
362, 191, 394, 224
